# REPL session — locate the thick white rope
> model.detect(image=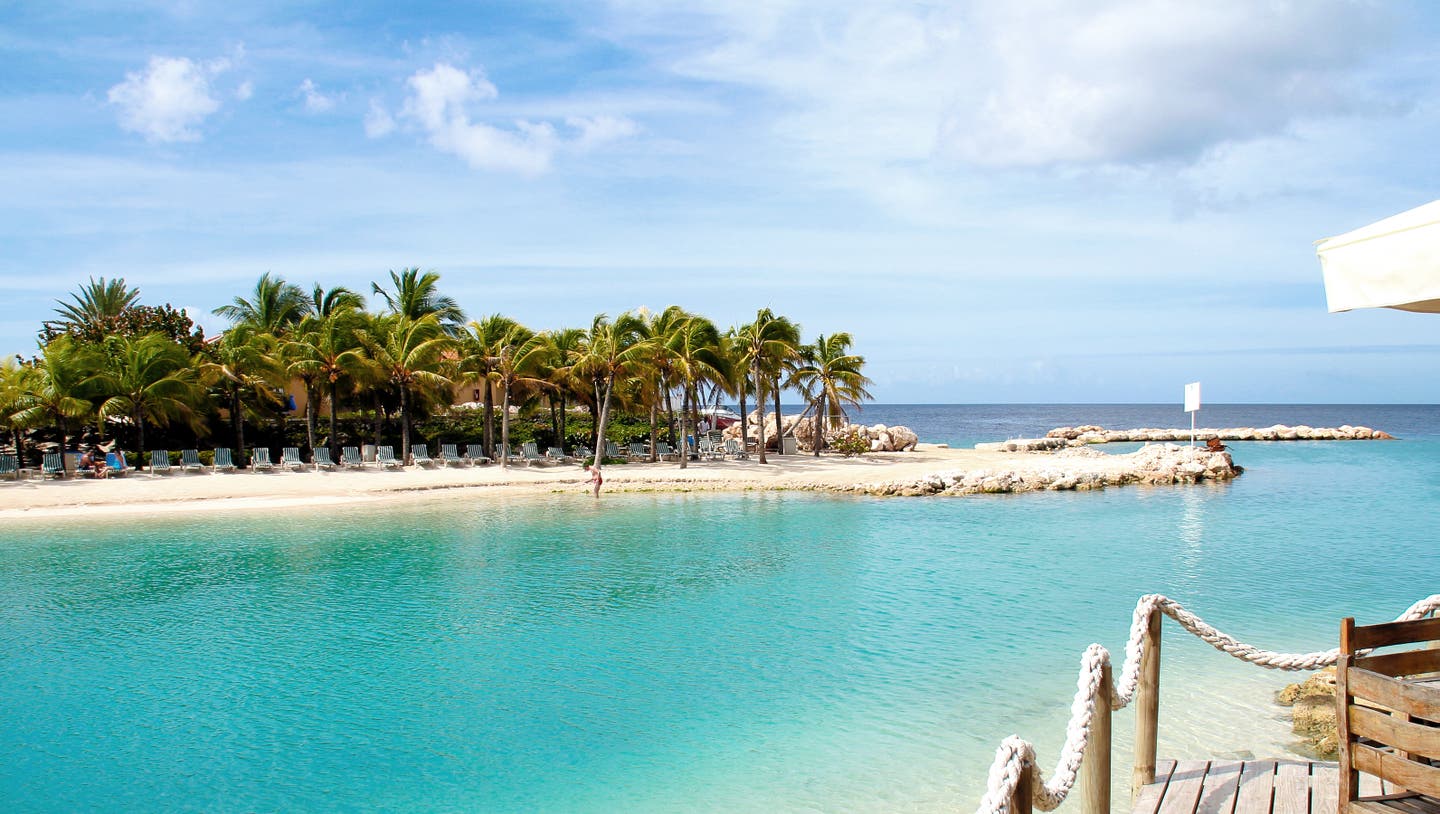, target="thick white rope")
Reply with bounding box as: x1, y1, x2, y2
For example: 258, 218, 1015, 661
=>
974, 593, 1440, 814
